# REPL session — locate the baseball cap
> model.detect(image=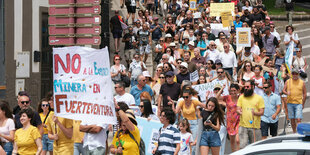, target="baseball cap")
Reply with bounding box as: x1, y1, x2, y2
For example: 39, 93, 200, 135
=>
189, 41, 195, 46
165, 71, 174, 77
180, 62, 188, 69
165, 33, 172, 38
